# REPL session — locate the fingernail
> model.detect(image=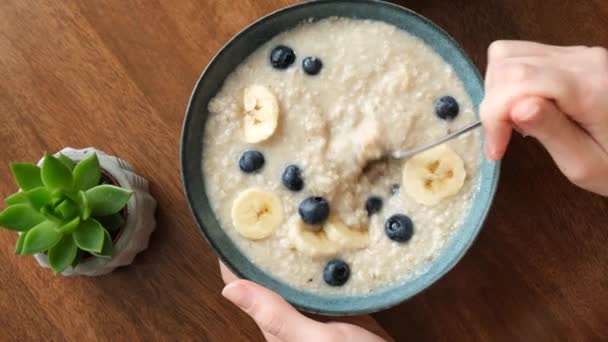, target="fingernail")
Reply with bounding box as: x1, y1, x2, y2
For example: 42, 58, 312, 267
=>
222, 282, 253, 310
521, 103, 541, 122
487, 147, 503, 161
484, 144, 498, 161
513, 101, 541, 127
